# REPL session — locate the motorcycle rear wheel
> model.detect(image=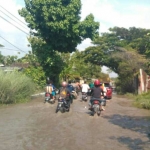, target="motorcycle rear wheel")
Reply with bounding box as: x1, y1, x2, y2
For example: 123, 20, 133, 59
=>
97, 110, 101, 116
60, 107, 65, 113
55, 109, 58, 113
